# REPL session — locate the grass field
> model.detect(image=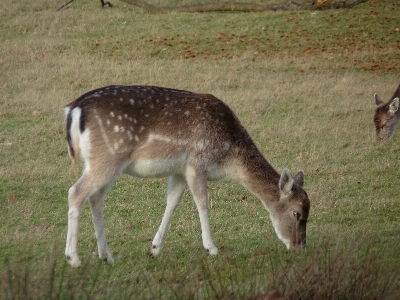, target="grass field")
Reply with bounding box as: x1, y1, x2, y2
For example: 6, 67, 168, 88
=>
1, 0, 399, 298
